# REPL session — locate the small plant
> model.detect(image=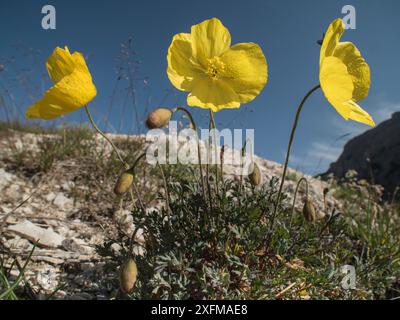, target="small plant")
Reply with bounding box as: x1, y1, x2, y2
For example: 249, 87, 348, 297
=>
0, 245, 36, 300
97, 164, 400, 299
